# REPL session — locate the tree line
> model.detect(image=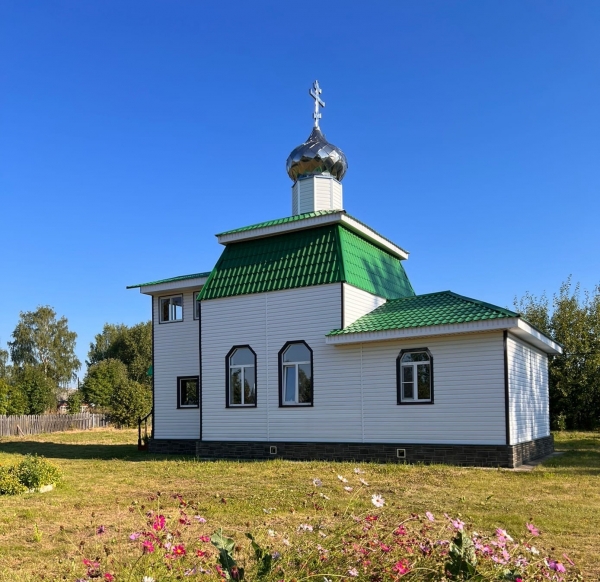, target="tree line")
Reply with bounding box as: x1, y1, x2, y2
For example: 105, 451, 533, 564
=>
0, 306, 151, 427
515, 278, 600, 430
